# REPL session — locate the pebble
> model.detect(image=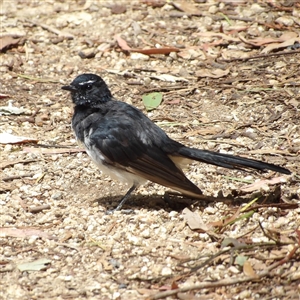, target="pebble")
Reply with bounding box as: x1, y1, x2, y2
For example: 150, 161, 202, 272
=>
228, 266, 240, 274
128, 234, 142, 245
250, 3, 265, 13
238, 290, 251, 299
130, 53, 149, 60
169, 211, 178, 218
161, 266, 172, 276
276, 16, 294, 26
204, 206, 216, 214
51, 191, 62, 200
140, 229, 150, 238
